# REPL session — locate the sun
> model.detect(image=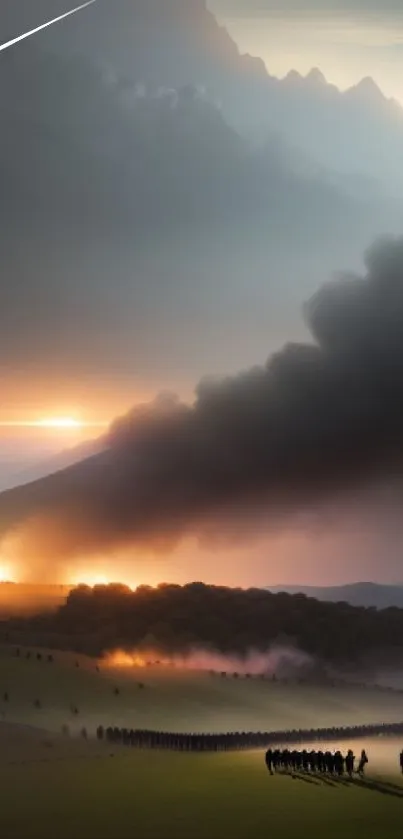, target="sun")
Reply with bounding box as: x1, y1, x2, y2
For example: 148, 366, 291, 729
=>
35, 417, 84, 430
0, 564, 14, 583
